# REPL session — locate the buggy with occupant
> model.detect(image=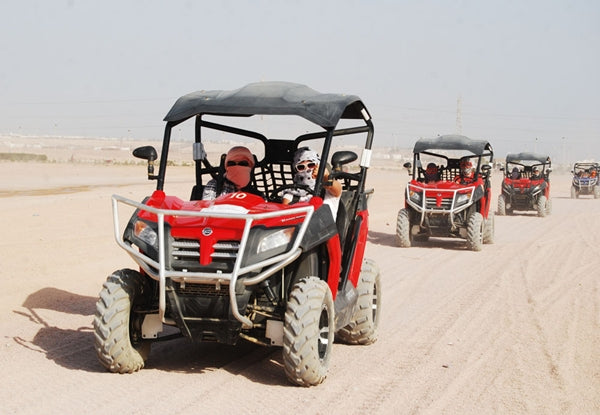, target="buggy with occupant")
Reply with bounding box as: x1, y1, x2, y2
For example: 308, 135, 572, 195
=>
396, 134, 495, 251
570, 161, 600, 199
498, 152, 552, 217
92, 82, 381, 387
